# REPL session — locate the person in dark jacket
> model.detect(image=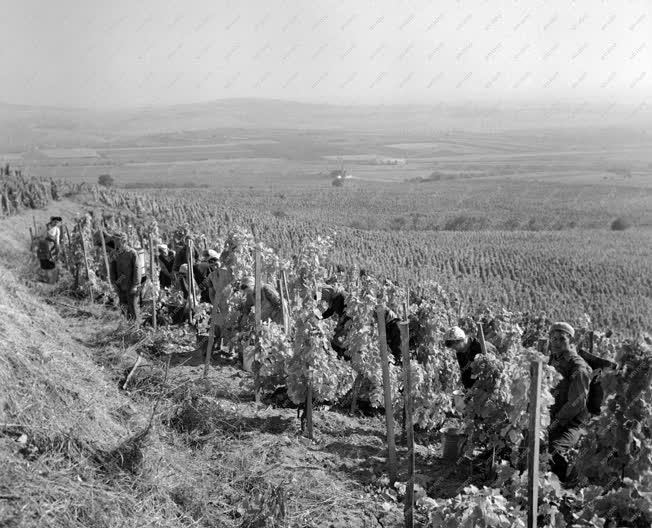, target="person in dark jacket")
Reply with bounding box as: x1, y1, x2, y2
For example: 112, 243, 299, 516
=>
193, 249, 220, 303
109, 232, 141, 323
172, 229, 200, 274
547, 322, 592, 486
37, 236, 59, 284
157, 244, 174, 288
384, 308, 405, 365
444, 326, 498, 389
320, 286, 351, 359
